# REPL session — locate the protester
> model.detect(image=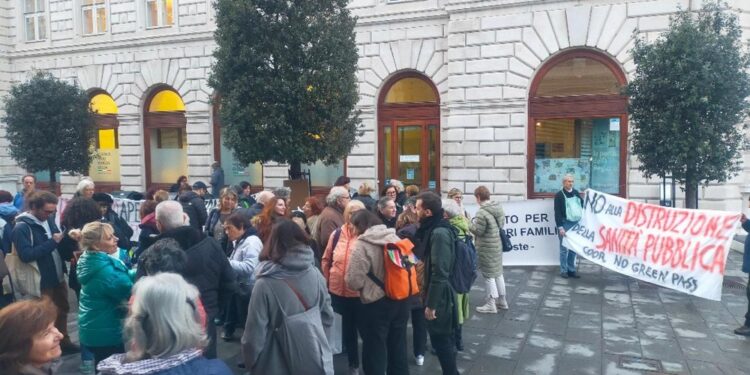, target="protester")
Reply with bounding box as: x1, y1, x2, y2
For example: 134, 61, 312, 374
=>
302, 196, 325, 242
177, 185, 208, 232
91, 193, 133, 251
321, 200, 365, 374
290, 210, 310, 234
222, 212, 262, 341
134, 200, 159, 262
376, 197, 398, 229
97, 273, 233, 375
57, 197, 102, 300
153, 189, 170, 203
74, 222, 133, 366
242, 219, 334, 375
395, 195, 425, 366
443, 199, 471, 351
272, 187, 291, 204
447, 188, 469, 218
243, 190, 274, 220
736, 197, 750, 336
170, 175, 188, 193
389, 179, 407, 208
138, 239, 187, 276
210, 162, 225, 197
415, 191, 458, 375
135, 200, 237, 359
345, 210, 410, 375
73, 179, 95, 199
0, 190, 20, 254
381, 184, 403, 215
554, 174, 584, 279
471, 186, 507, 313
0, 297, 63, 375
205, 187, 239, 253
352, 181, 376, 211
11, 191, 78, 354
316, 186, 349, 253
334, 176, 351, 190
236, 181, 255, 209
396, 196, 419, 231
404, 185, 418, 198
251, 195, 287, 243
14, 174, 35, 210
